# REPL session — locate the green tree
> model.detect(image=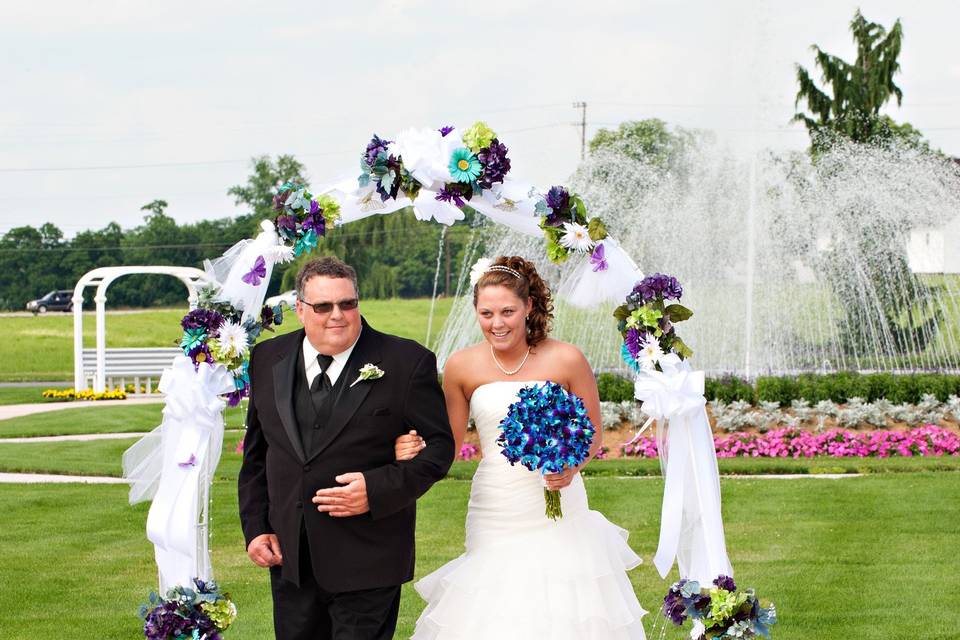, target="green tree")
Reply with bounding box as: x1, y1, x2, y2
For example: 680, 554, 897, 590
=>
588, 119, 697, 171
795, 10, 941, 361
228, 155, 309, 229
793, 10, 913, 152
